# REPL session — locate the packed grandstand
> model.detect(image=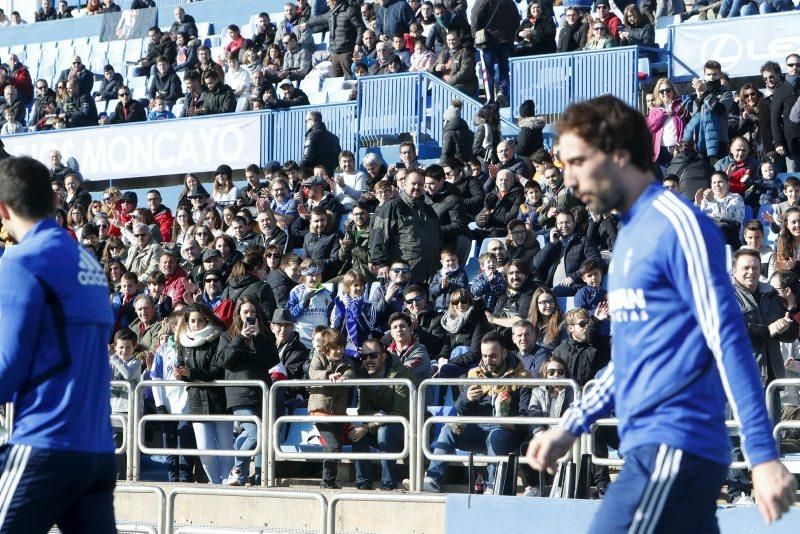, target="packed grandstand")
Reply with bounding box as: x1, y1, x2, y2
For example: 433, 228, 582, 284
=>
1, 0, 800, 531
